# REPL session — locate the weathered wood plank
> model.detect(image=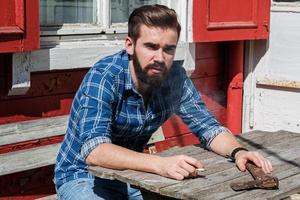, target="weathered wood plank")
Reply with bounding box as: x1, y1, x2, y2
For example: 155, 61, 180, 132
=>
181, 156, 300, 200
237, 130, 300, 149
130, 131, 300, 199
0, 115, 68, 145
165, 130, 300, 180
89, 166, 181, 193
157, 130, 287, 157
158, 145, 205, 157
160, 147, 300, 200
288, 193, 300, 200
159, 166, 251, 199
237, 130, 299, 149
88, 131, 300, 199
116, 170, 180, 193
179, 143, 300, 200
239, 130, 288, 140
237, 130, 297, 145
89, 165, 118, 180
0, 143, 60, 175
